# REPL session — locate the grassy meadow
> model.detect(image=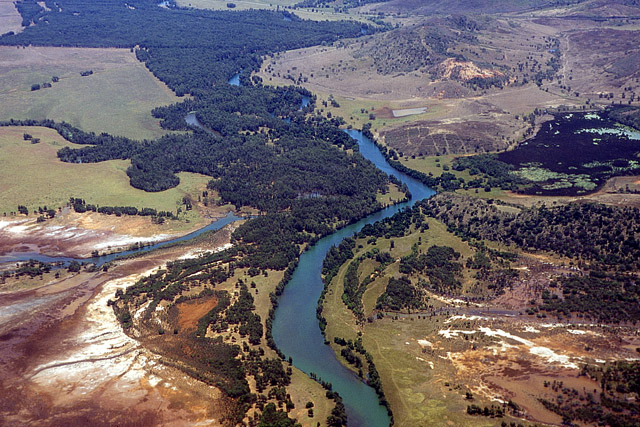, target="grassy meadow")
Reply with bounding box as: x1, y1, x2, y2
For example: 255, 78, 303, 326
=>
0, 46, 182, 140
0, 126, 209, 215
176, 0, 371, 22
